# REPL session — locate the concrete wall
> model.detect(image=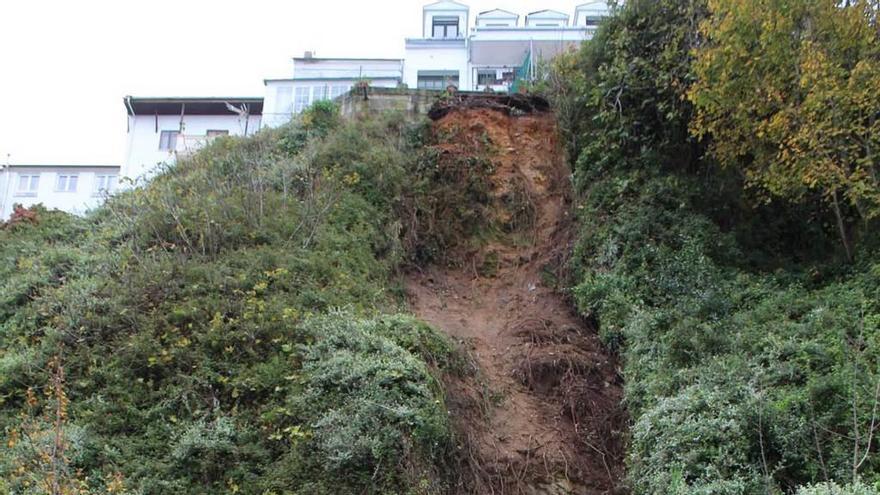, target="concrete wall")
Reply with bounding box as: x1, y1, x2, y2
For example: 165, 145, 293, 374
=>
123, 113, 260, 180
0, 165, 120, 218
338, 87, 441, 119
